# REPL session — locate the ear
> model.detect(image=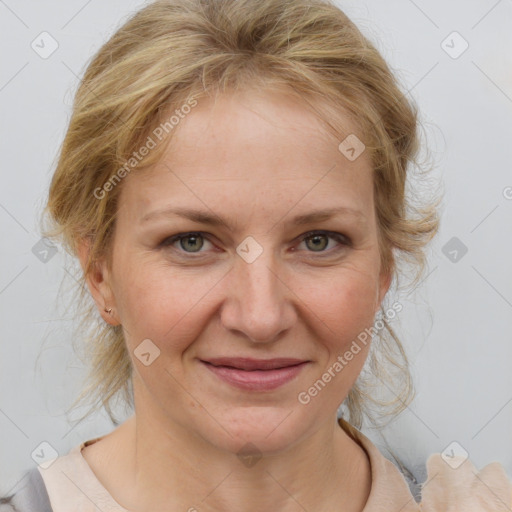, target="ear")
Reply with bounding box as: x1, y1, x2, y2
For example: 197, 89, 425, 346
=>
77, 239, 120, 326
